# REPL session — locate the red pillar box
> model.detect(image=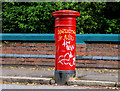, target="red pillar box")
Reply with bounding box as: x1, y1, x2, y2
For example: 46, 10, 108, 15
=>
52, 10, 80, 84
